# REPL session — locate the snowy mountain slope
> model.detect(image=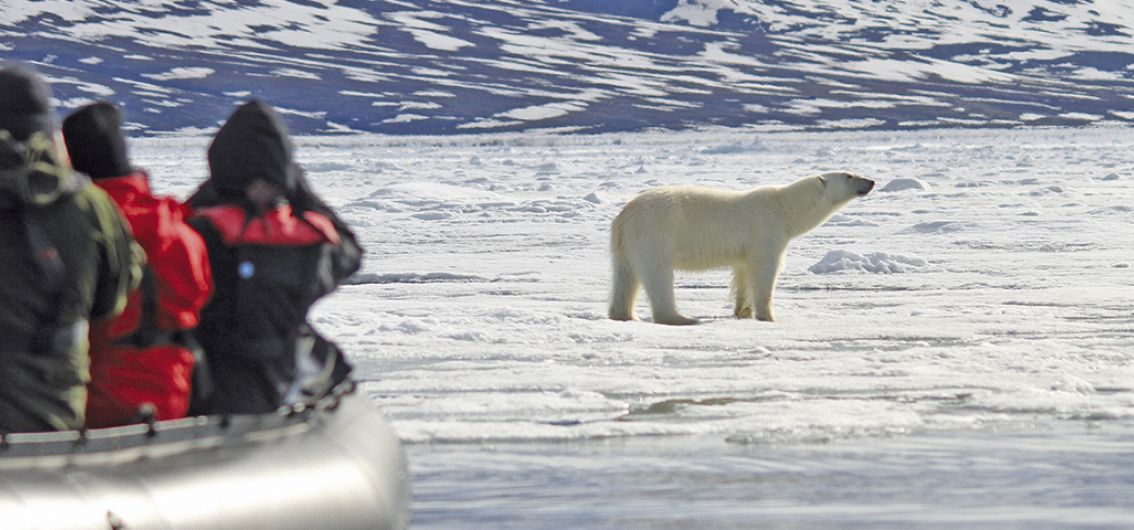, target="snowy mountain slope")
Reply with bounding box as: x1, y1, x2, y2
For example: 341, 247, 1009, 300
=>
3, 0, 1134, 135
